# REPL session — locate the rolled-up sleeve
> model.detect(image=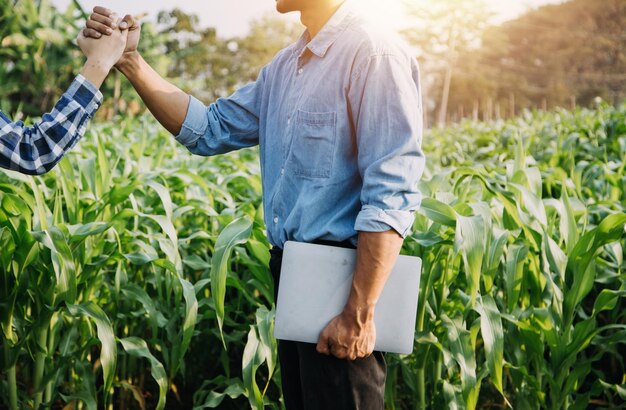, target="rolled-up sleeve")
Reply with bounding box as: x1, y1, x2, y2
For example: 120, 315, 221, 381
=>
174, 67, 267, 156
349, 53, 425, 237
